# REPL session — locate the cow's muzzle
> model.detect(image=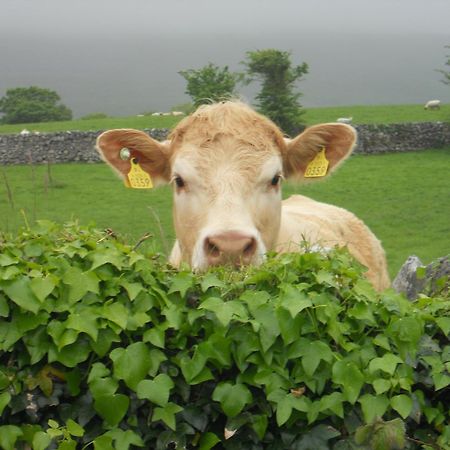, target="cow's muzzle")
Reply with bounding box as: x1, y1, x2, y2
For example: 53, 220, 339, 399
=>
203, 231, 258, 267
